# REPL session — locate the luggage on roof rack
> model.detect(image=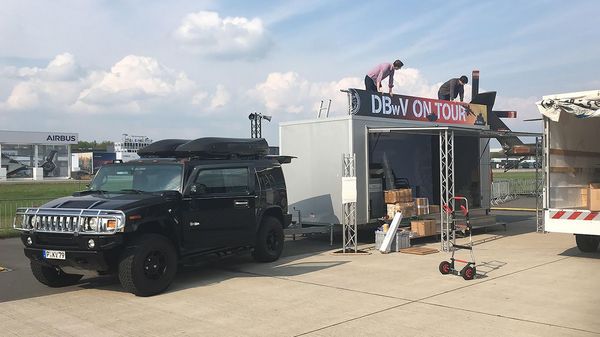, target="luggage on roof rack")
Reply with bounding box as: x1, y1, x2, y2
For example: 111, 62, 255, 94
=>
175, 137, 269, 158
138, 139, 190, 157
139, 137, 270, 159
